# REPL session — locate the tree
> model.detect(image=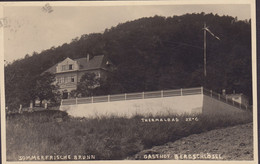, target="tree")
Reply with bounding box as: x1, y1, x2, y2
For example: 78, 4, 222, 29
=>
4, 13, 252, 106
75, 72, 100, 97
93, 73, 125, 95
34, 72, 59, 106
